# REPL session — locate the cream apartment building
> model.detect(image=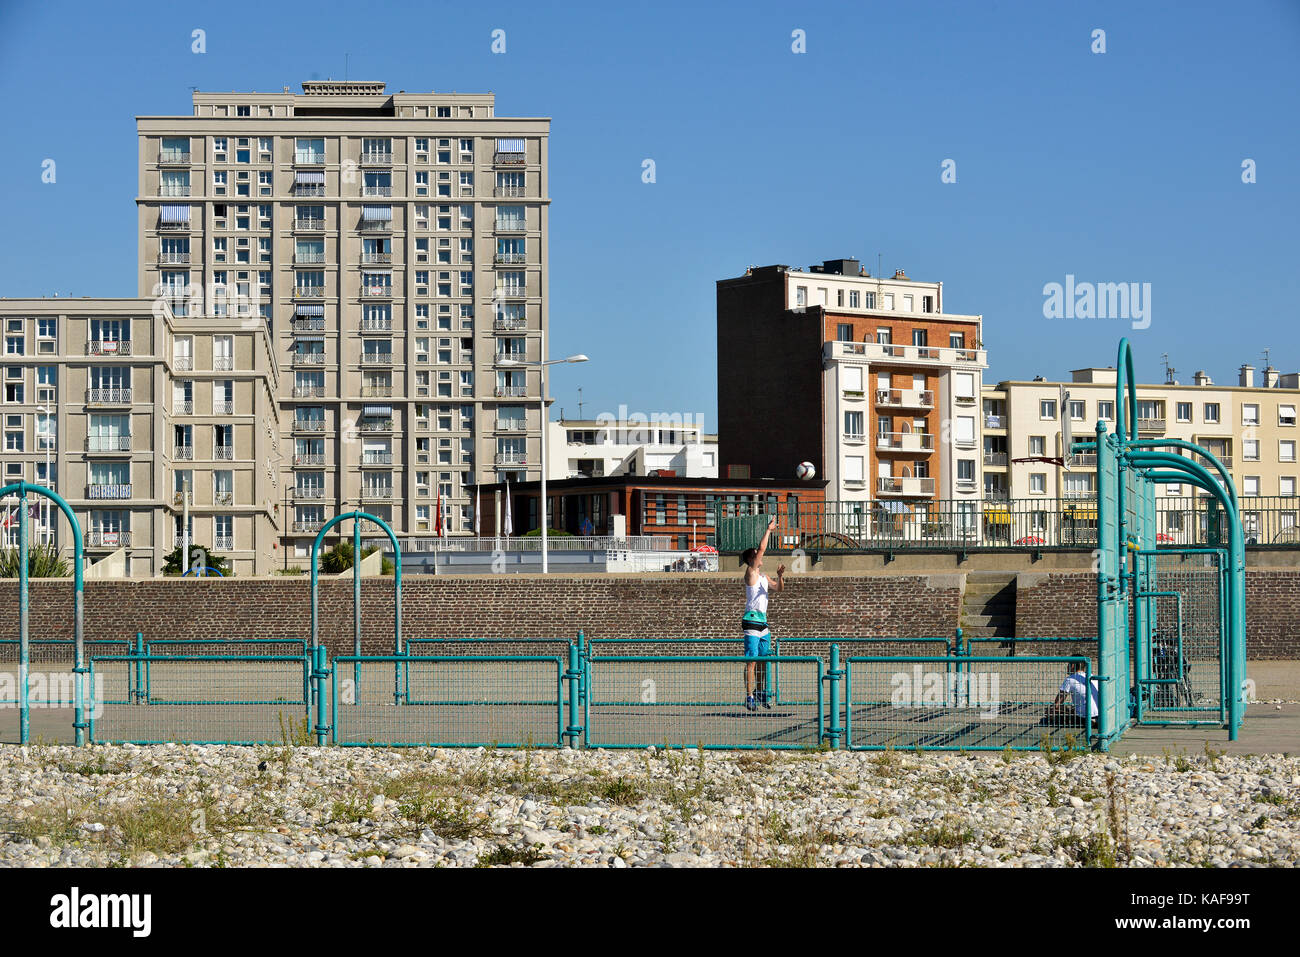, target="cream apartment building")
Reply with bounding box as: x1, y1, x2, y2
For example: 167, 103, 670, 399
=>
548, 418, 718, 480
135, 81, 549, 558
983, 364, 1299, 543
0, 299, 281, 575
